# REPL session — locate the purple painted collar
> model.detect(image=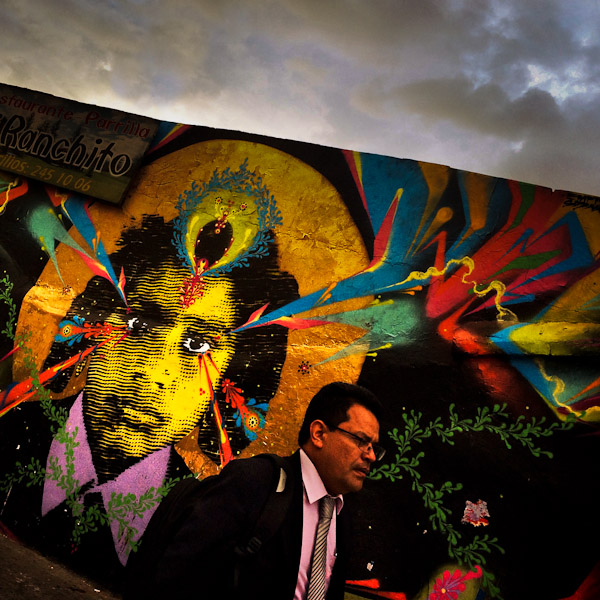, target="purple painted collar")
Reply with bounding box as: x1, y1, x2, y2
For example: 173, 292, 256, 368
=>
41, 392, 172, 564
